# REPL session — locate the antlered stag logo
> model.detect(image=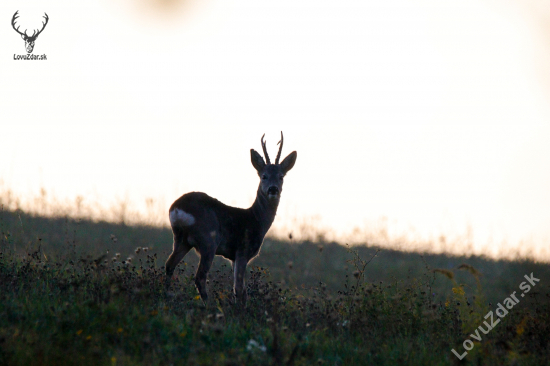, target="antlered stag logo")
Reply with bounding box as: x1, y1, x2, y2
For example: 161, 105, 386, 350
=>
12, 11, 49, 54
